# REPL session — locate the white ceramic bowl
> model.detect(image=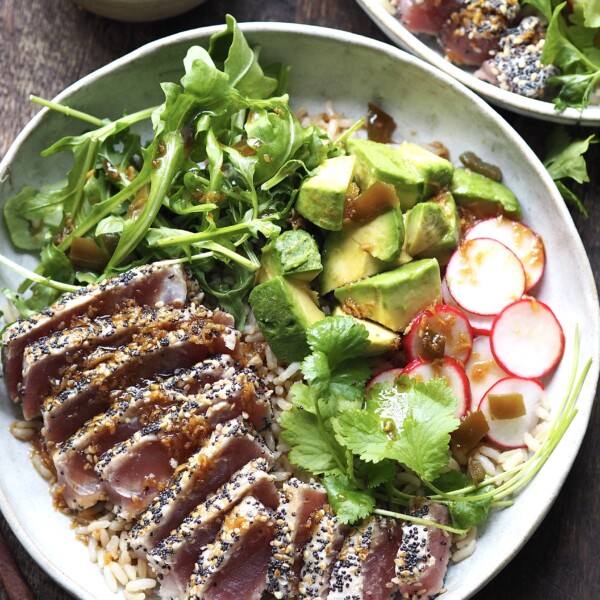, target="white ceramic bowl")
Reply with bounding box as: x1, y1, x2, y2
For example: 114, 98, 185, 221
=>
356, 0, 600, 124
74, 0, 206, 22
0, 22, 598, 600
